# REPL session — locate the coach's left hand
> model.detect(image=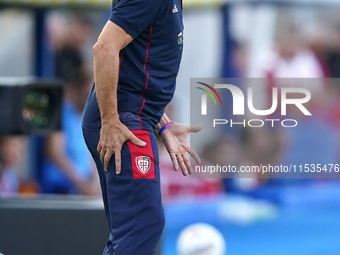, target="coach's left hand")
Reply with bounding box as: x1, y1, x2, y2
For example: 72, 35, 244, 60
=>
161, 123, 203, 176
